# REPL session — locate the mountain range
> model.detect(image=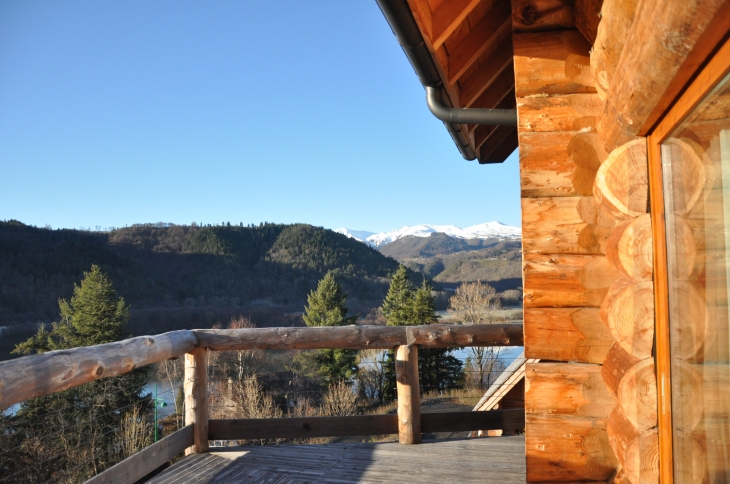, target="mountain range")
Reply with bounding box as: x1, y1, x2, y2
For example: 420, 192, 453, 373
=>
334, 222, 521, 248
